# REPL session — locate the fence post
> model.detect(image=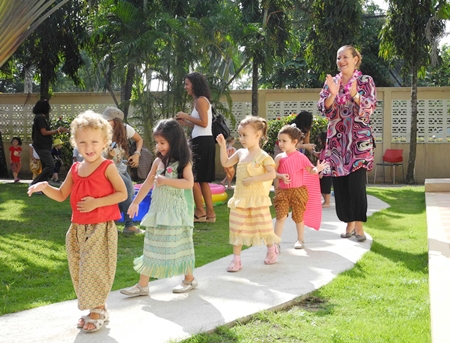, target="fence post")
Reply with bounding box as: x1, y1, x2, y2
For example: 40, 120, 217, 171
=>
0, 132, 9, 178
